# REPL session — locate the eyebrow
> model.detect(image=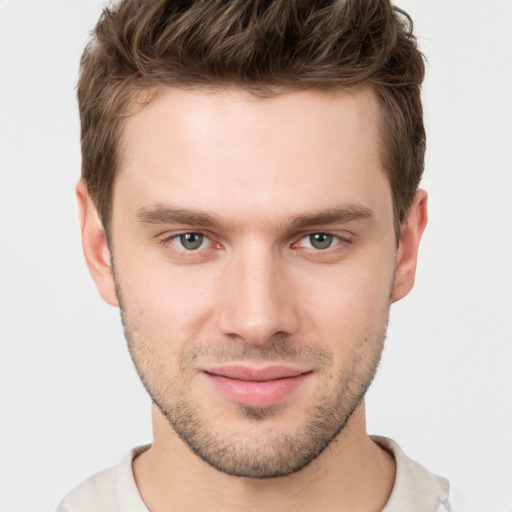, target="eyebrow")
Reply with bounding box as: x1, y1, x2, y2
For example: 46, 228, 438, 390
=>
136, 203, 375, 231
288, 205, 374, 230
136, 205, 230, 229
